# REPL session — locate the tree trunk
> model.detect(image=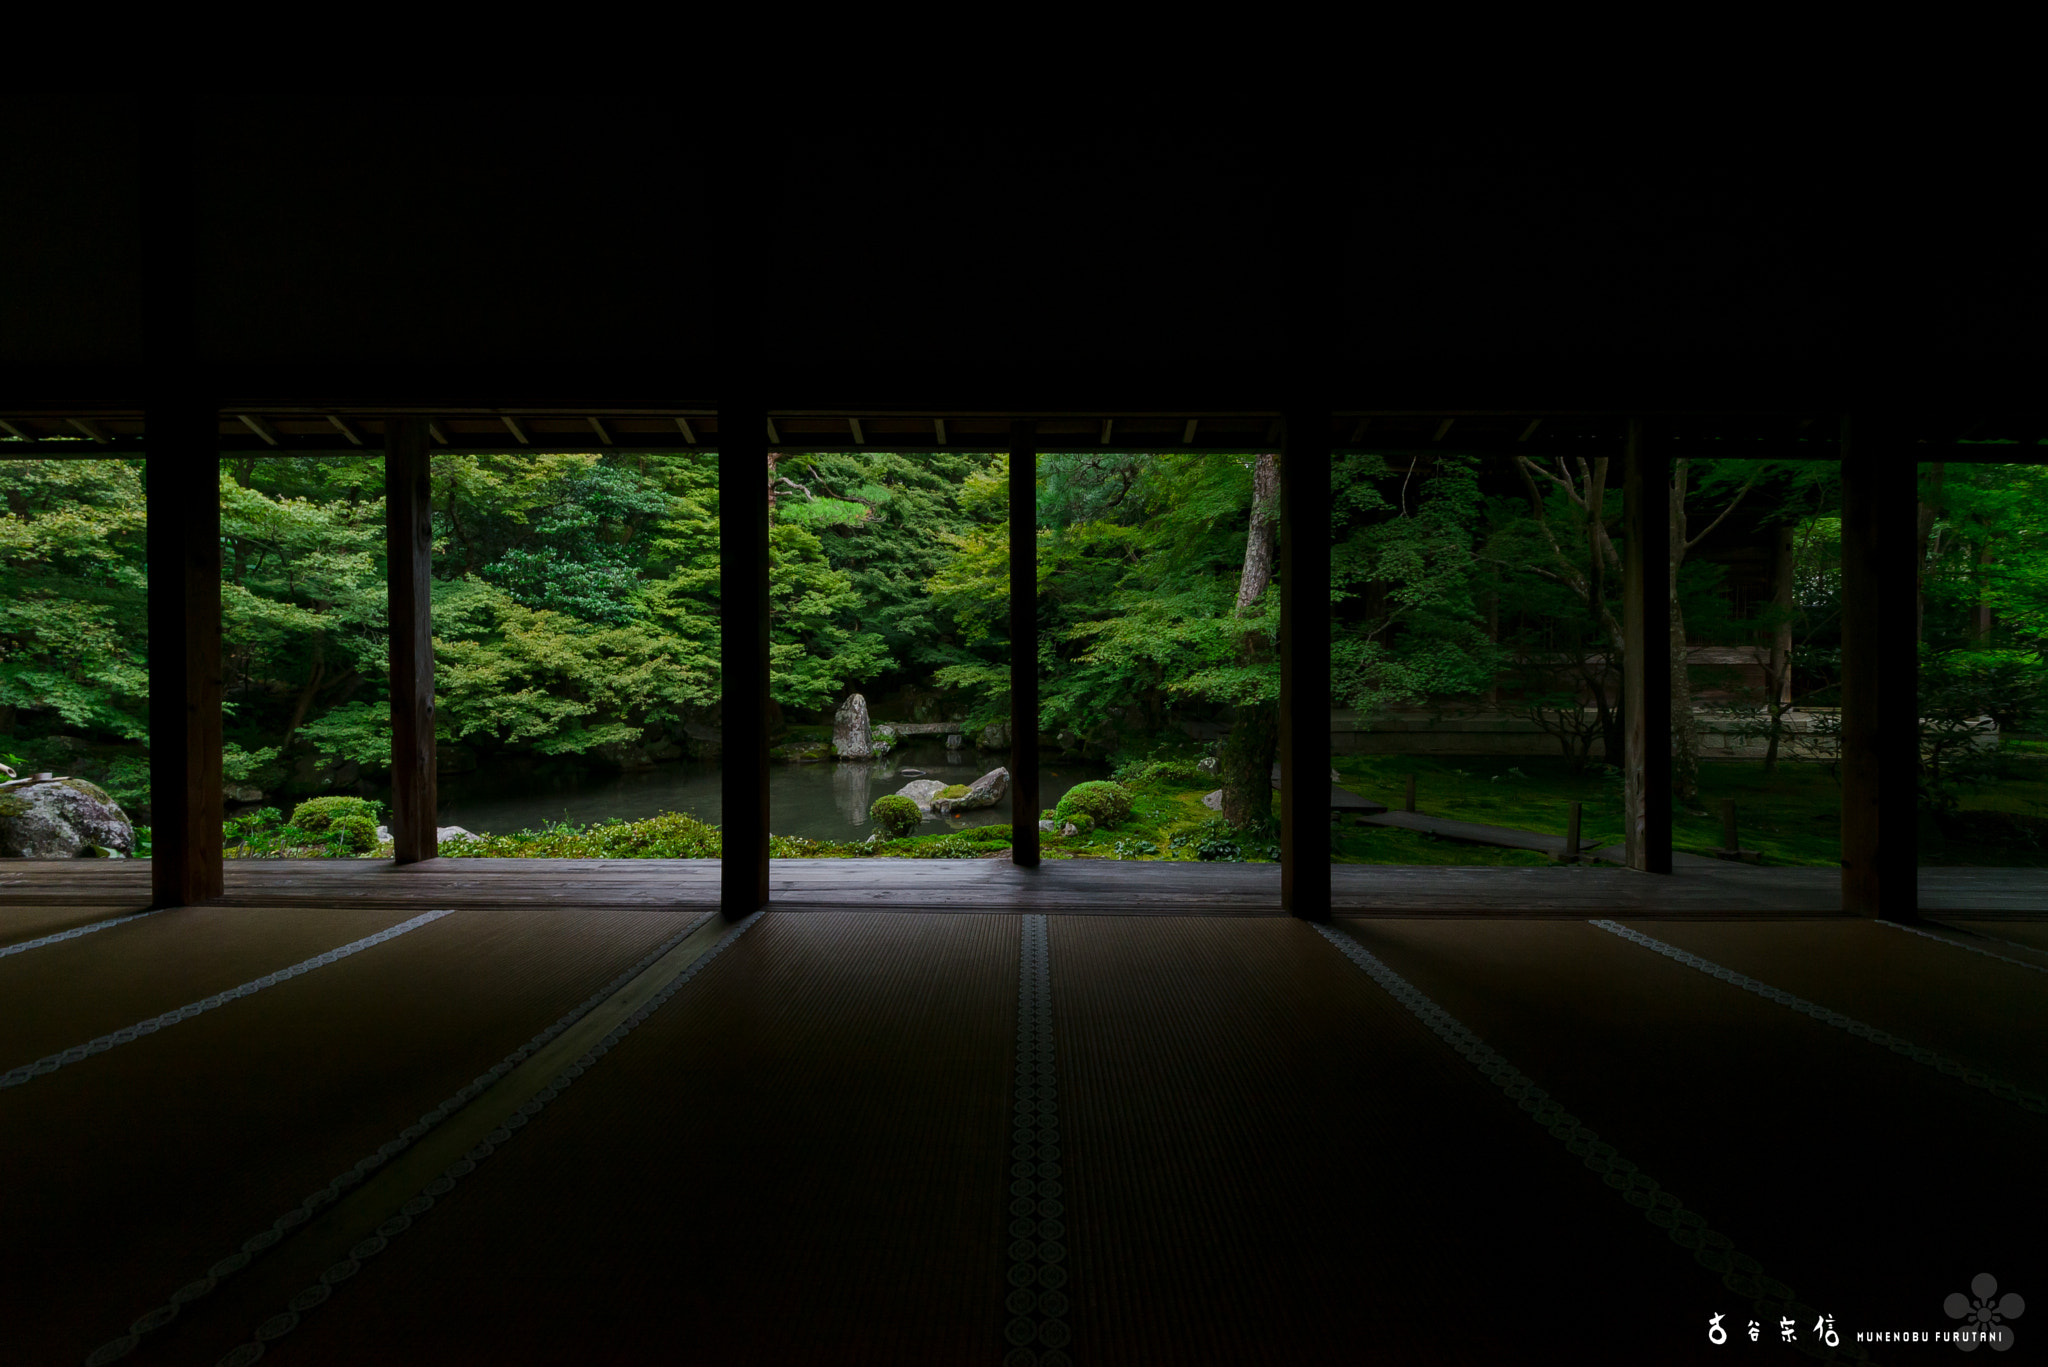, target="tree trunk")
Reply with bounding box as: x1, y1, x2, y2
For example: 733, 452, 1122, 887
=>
1972, 542, 1996, 645
1668, 467, 1700, 802
1762, 523, 1796, 774
1915, 463, 1944, 644
1220, 453, 1282, 825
